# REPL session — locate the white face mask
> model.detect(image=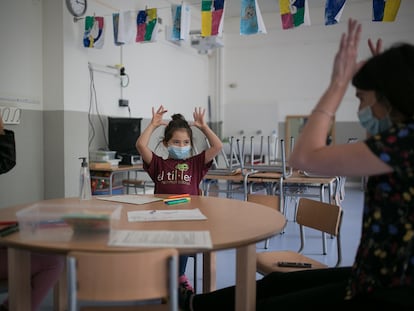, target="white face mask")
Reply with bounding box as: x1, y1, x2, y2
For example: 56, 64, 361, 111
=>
167, 145, 191, 159
357, 105, 392, 135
